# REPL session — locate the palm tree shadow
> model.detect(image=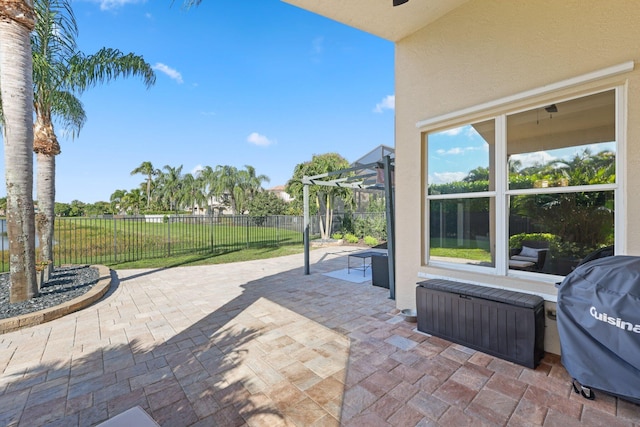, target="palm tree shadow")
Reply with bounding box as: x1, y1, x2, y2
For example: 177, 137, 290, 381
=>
0, 251, 363, 426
